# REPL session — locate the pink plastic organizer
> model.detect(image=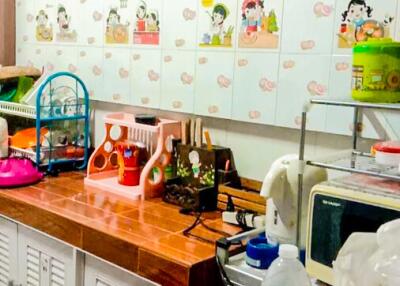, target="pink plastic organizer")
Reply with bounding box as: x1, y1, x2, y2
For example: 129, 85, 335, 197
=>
84, 112, 181, 200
